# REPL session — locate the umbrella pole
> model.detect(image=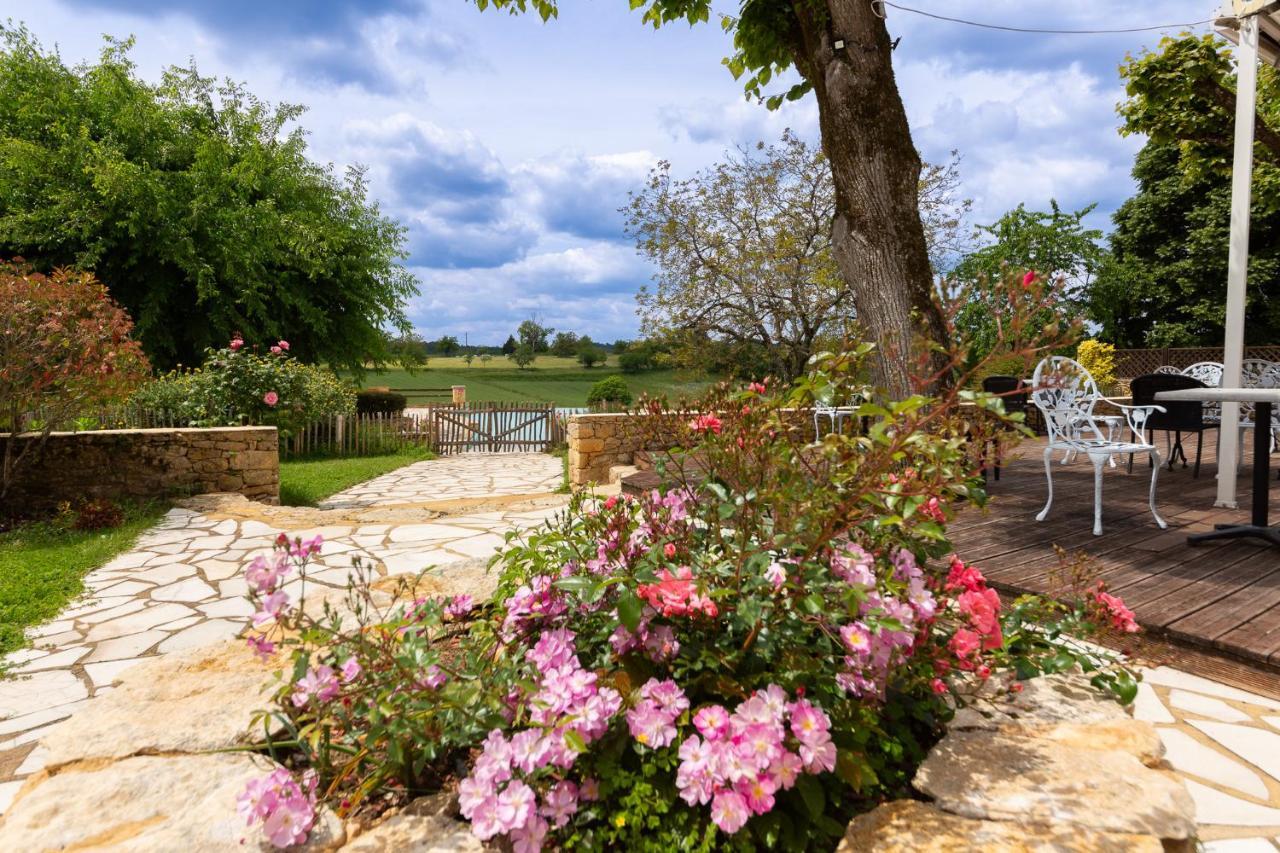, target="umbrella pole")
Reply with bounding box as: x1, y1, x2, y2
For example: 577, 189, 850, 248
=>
1217, 12, 1260, 509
